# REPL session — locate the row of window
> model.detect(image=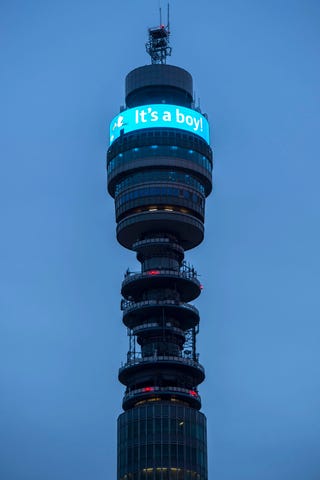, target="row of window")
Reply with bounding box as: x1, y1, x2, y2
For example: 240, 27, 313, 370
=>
107, 128, 212, 163
118, 407, 206, 446
115, 170, 205, 196
116, 187, 204, 209
120, 468, 205, 480
118, 417, 206, 445
119, 404, 206, 422
142, 258, 181, 272
107, 145, 212, 176
118, 443, 207, 475
116, 205, 203, 225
